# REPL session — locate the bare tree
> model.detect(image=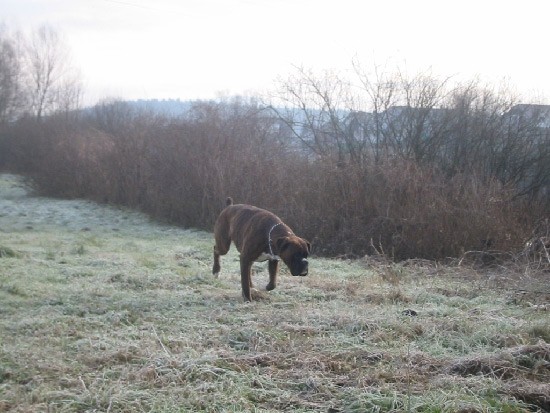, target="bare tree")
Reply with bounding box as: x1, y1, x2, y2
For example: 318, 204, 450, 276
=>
271, 66, 368, 165
272, 62, 549, 204
273, 64, 454, 166
353, 61, 400, 162
0, 24, 26, 123
25, 25, 82, 119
